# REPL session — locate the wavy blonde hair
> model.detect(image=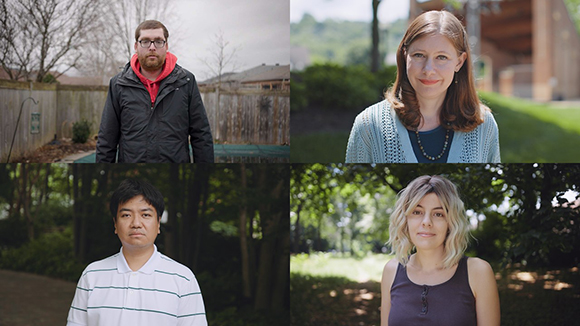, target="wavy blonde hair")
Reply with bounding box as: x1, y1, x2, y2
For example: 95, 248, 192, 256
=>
388, 175, 469, 269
